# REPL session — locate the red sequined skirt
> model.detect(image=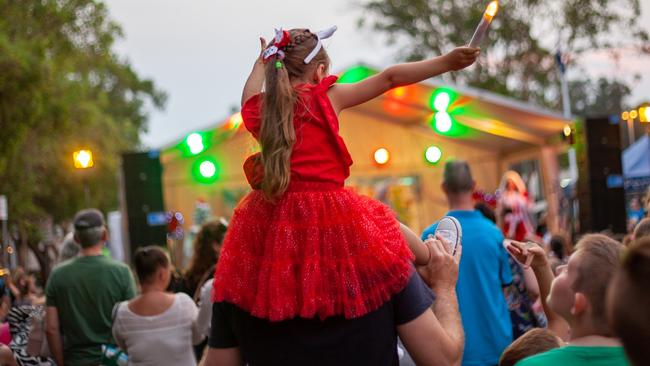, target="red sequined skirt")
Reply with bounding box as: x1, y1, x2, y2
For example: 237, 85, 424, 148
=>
212, 182, 414, 321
